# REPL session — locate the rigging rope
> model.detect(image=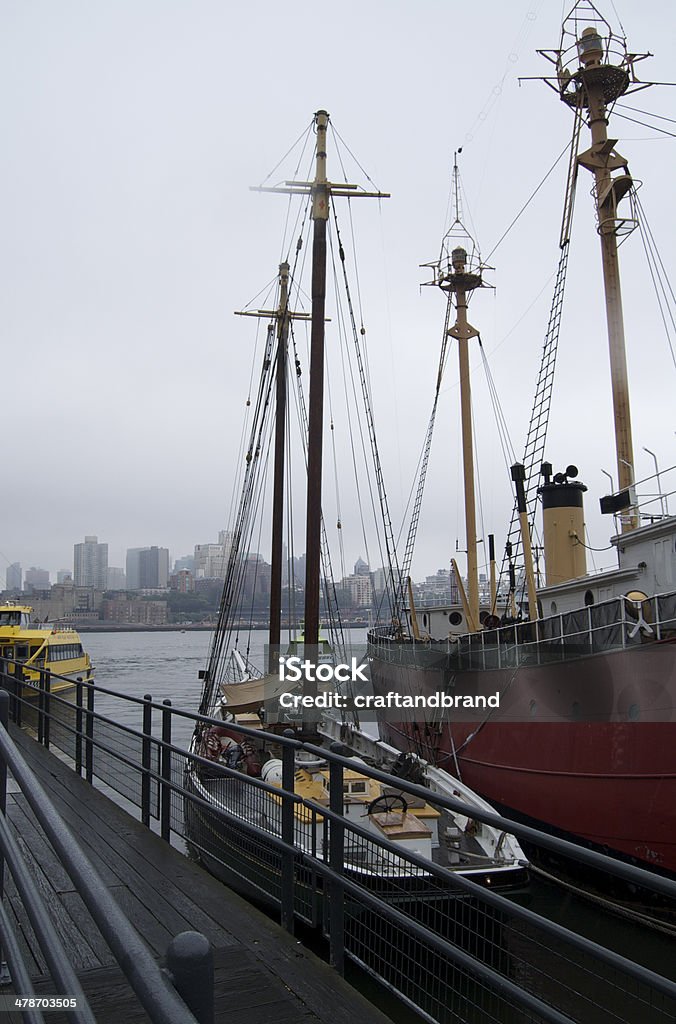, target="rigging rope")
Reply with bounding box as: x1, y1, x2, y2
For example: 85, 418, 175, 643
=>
330, 206, 406, 624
